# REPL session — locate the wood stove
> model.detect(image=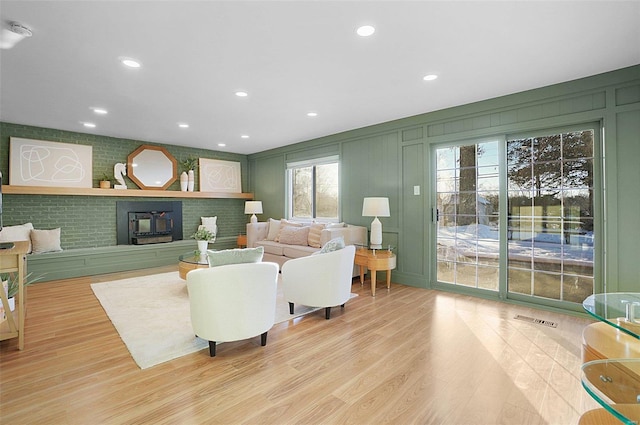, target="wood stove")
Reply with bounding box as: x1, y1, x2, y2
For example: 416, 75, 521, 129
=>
116, 201, 182, 245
